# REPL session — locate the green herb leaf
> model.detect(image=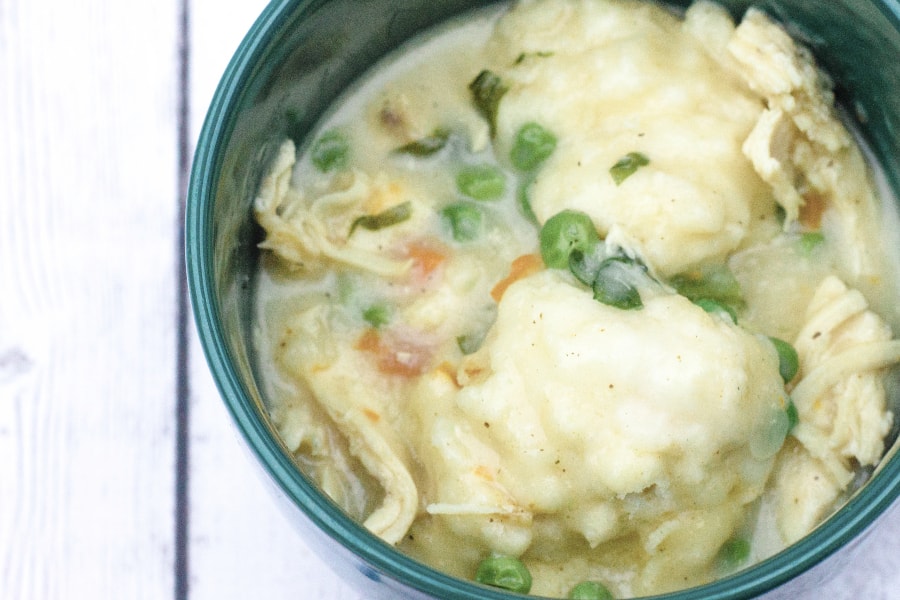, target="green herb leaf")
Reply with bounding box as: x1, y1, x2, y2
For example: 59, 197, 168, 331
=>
469, 70, 508, 138
456, 164, 506, 201
514, 51, 554, 65
517, 175, 538, 224
593, 257, 644, 310
474, 554, 532, 594
694, 298, 737, 323
785, 397, 799, 433
609, 152, 650, 185
395, 128, 450, 157
363, 304, 391, 328
769, 337, 800, 383
457, 332, 486, 355
568, 247, 605, 288
311, 130, 350, 172
510, 122, 557, 172
349, 201, 412, 236
671, 264, 744, 311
